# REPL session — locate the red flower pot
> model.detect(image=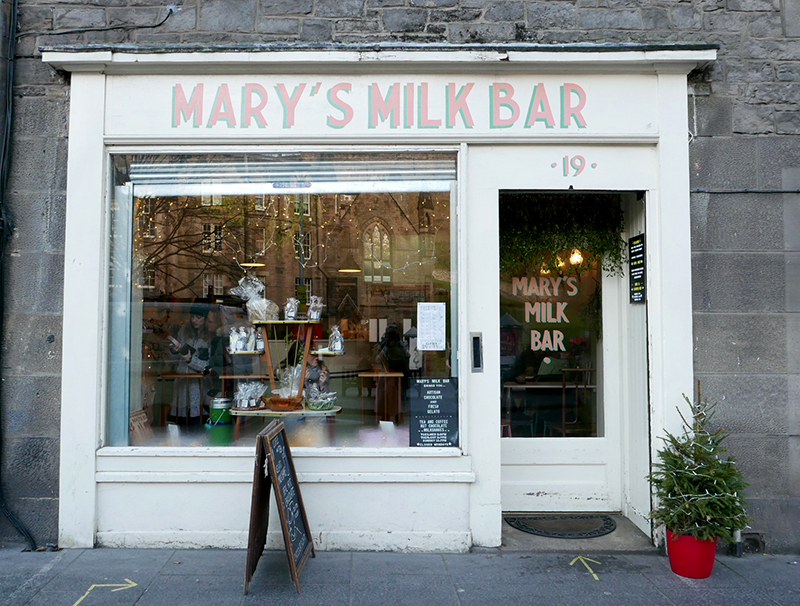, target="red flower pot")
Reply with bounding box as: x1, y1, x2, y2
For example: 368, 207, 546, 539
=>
666, 529, 718, 579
